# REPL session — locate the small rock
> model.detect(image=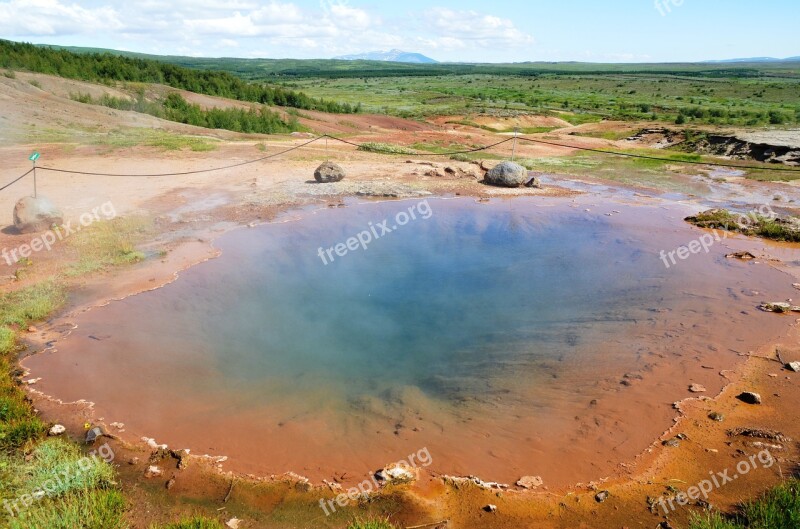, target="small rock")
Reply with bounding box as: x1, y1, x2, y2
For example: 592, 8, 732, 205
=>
595, 490, 610, 503
144, 465, 162, 478
165, 476, 176, 490
786, 361, 800, 372
689, 383, 707, 393
483, 504, 497, 513
128, 457, 140, 465
314, 161, 345, 183
516, 476, 544, 489
225, 518, 242, 529
27, 326, 37, 333
295, 480, 313, 492
726, 251, 756, 260
48, 424, 66, 436
736, 392, 762, 405
662, 438, 681, 448
760, 302, 800, 313
708, 412, 725, 422
375, 462, 417, 484
85, 427, 104, 443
